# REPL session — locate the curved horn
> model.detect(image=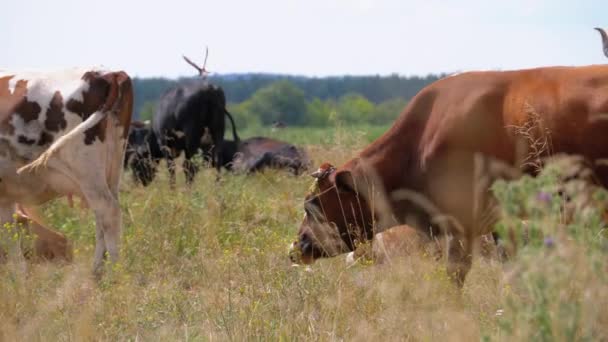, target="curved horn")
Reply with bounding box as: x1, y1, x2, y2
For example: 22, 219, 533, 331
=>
182, 46, 211, 78
594, 27, 608, 58
182, 55, 203, 75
